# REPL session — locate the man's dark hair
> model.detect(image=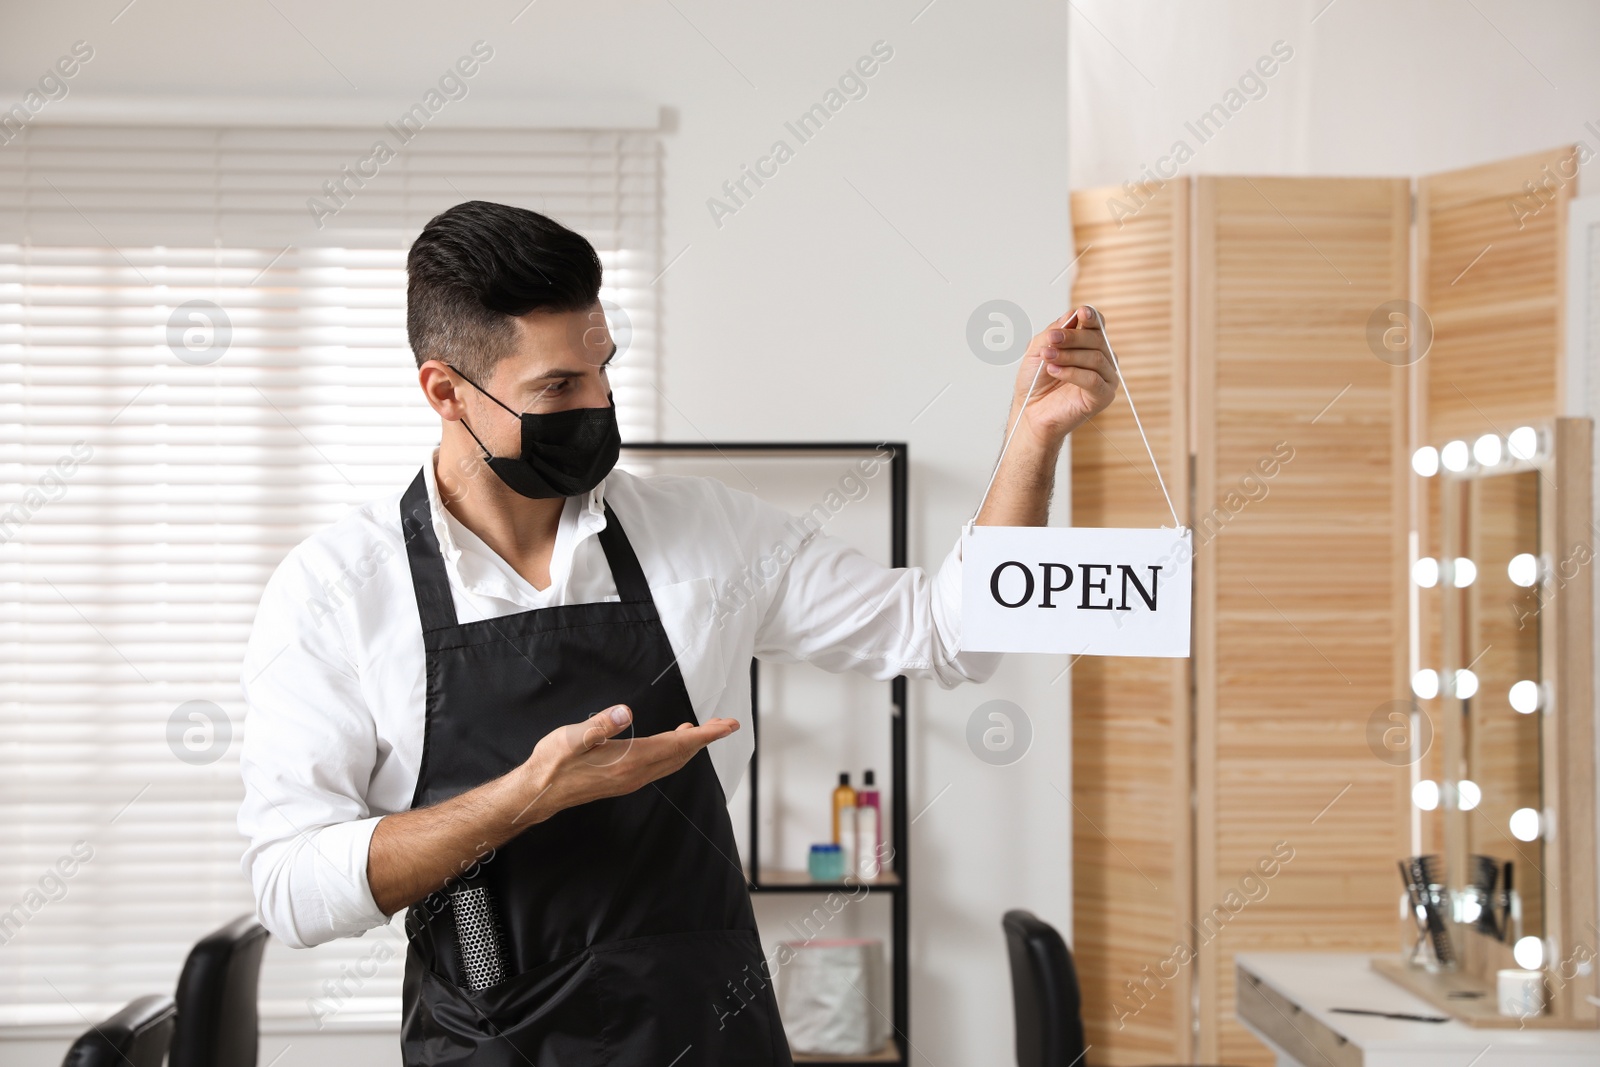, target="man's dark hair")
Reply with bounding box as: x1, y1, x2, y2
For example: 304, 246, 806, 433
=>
406, 201, 603, 378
